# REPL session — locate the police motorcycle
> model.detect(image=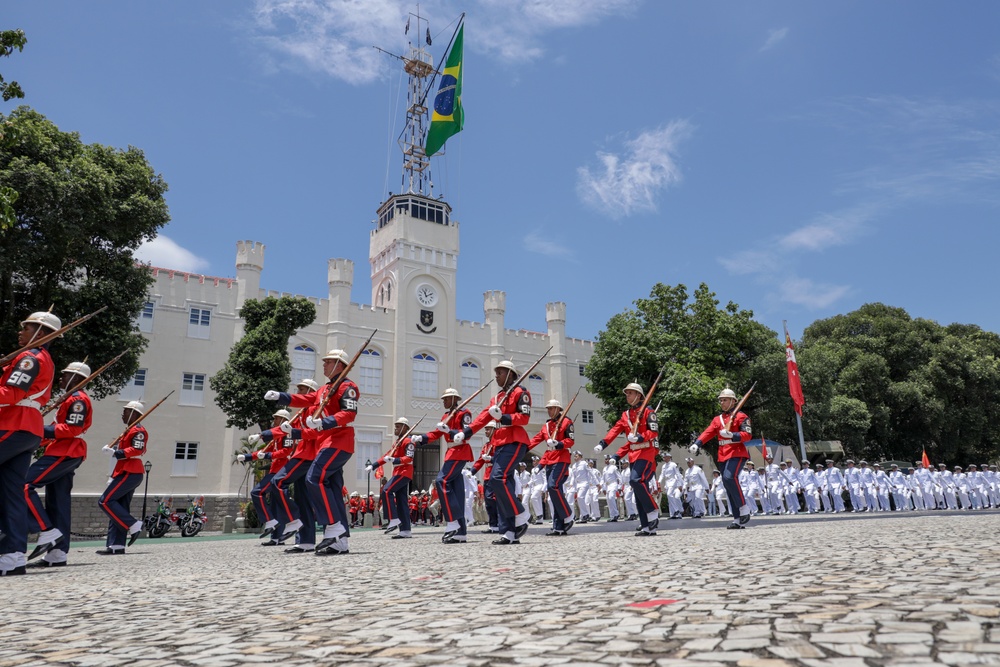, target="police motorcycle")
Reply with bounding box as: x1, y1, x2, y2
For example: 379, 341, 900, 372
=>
144, 495, 180, 538
178, 495, 207, 537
